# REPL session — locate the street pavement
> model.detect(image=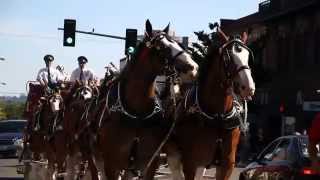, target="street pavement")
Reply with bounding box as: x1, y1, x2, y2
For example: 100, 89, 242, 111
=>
0, 158, 242, 179
0, 158, 23, 179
